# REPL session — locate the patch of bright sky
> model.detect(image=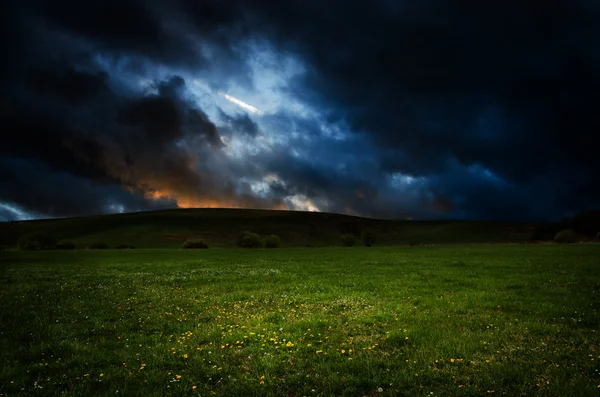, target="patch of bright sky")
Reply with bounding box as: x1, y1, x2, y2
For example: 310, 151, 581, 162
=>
107, 203, 125, 213
238, 174, 283, 200
221, 134, 274, 159
389, 172, 425, 189
287, 194, 320, 212
242, 178, 270, 197
0, 202, 36, 221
